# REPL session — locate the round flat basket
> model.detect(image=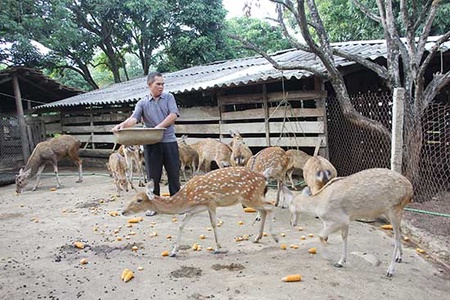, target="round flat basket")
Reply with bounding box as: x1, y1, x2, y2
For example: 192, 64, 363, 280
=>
113, 128, 165, 145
